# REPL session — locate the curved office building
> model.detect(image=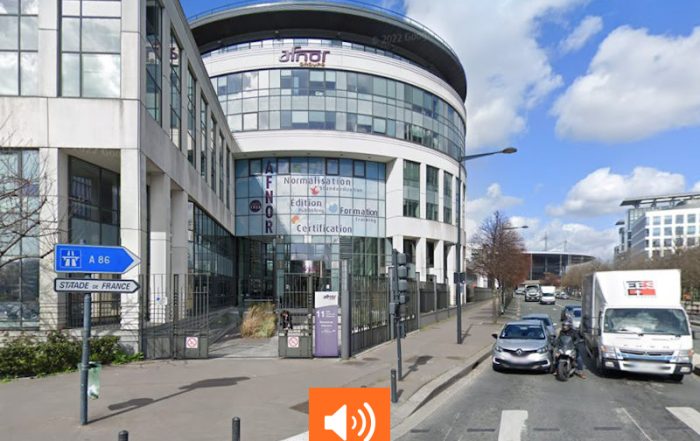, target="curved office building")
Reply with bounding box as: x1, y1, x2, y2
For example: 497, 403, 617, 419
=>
190, 2, 468, 315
